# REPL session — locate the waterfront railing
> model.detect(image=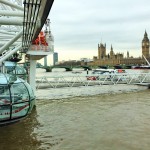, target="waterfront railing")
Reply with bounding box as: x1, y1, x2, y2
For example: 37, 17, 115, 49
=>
36, 73, 150, 89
